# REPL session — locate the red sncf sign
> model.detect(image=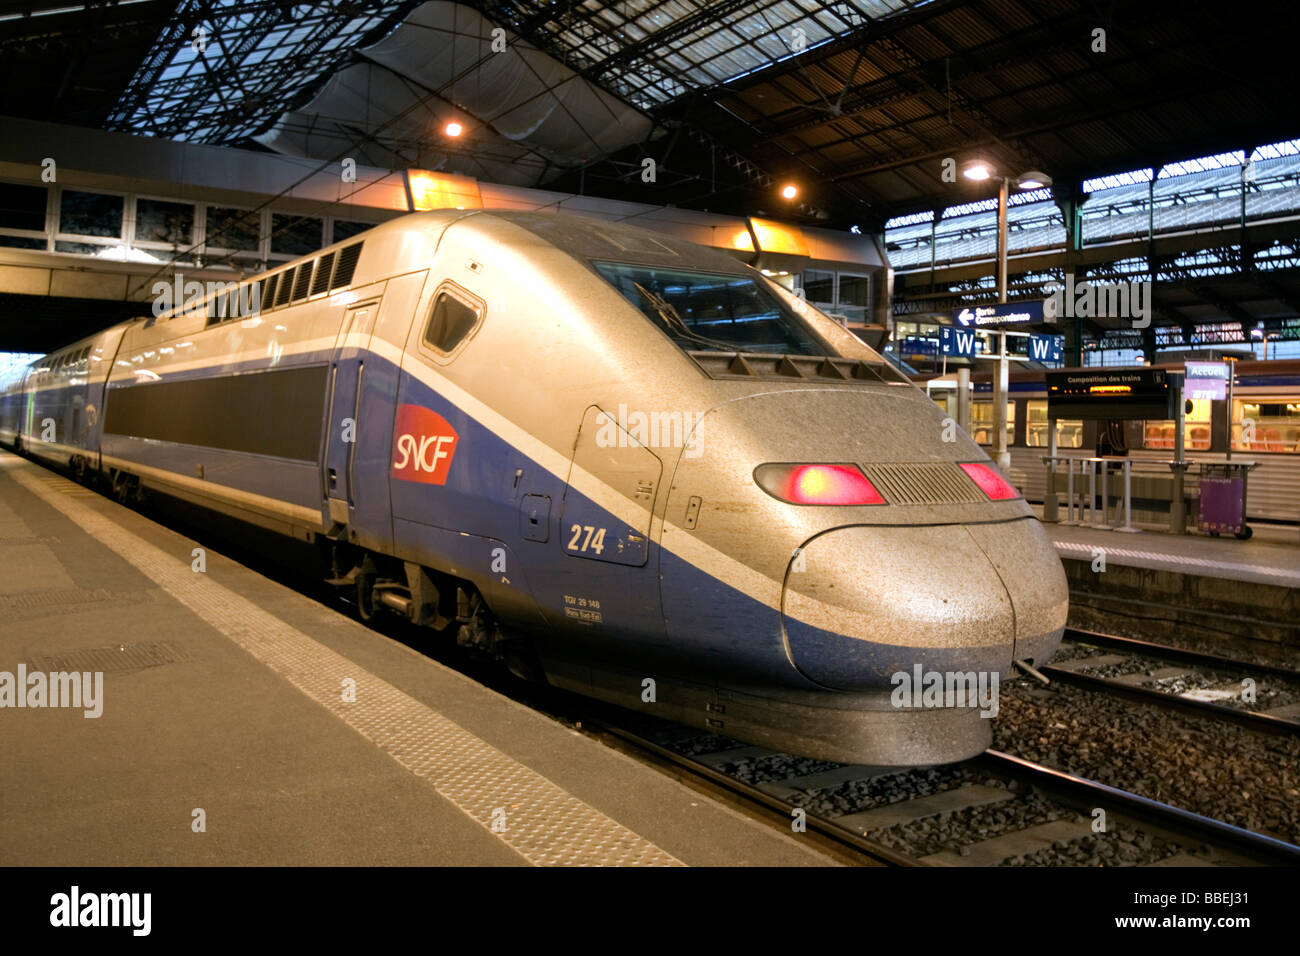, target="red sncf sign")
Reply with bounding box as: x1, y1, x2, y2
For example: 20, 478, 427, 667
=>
391, 404, 459, 485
